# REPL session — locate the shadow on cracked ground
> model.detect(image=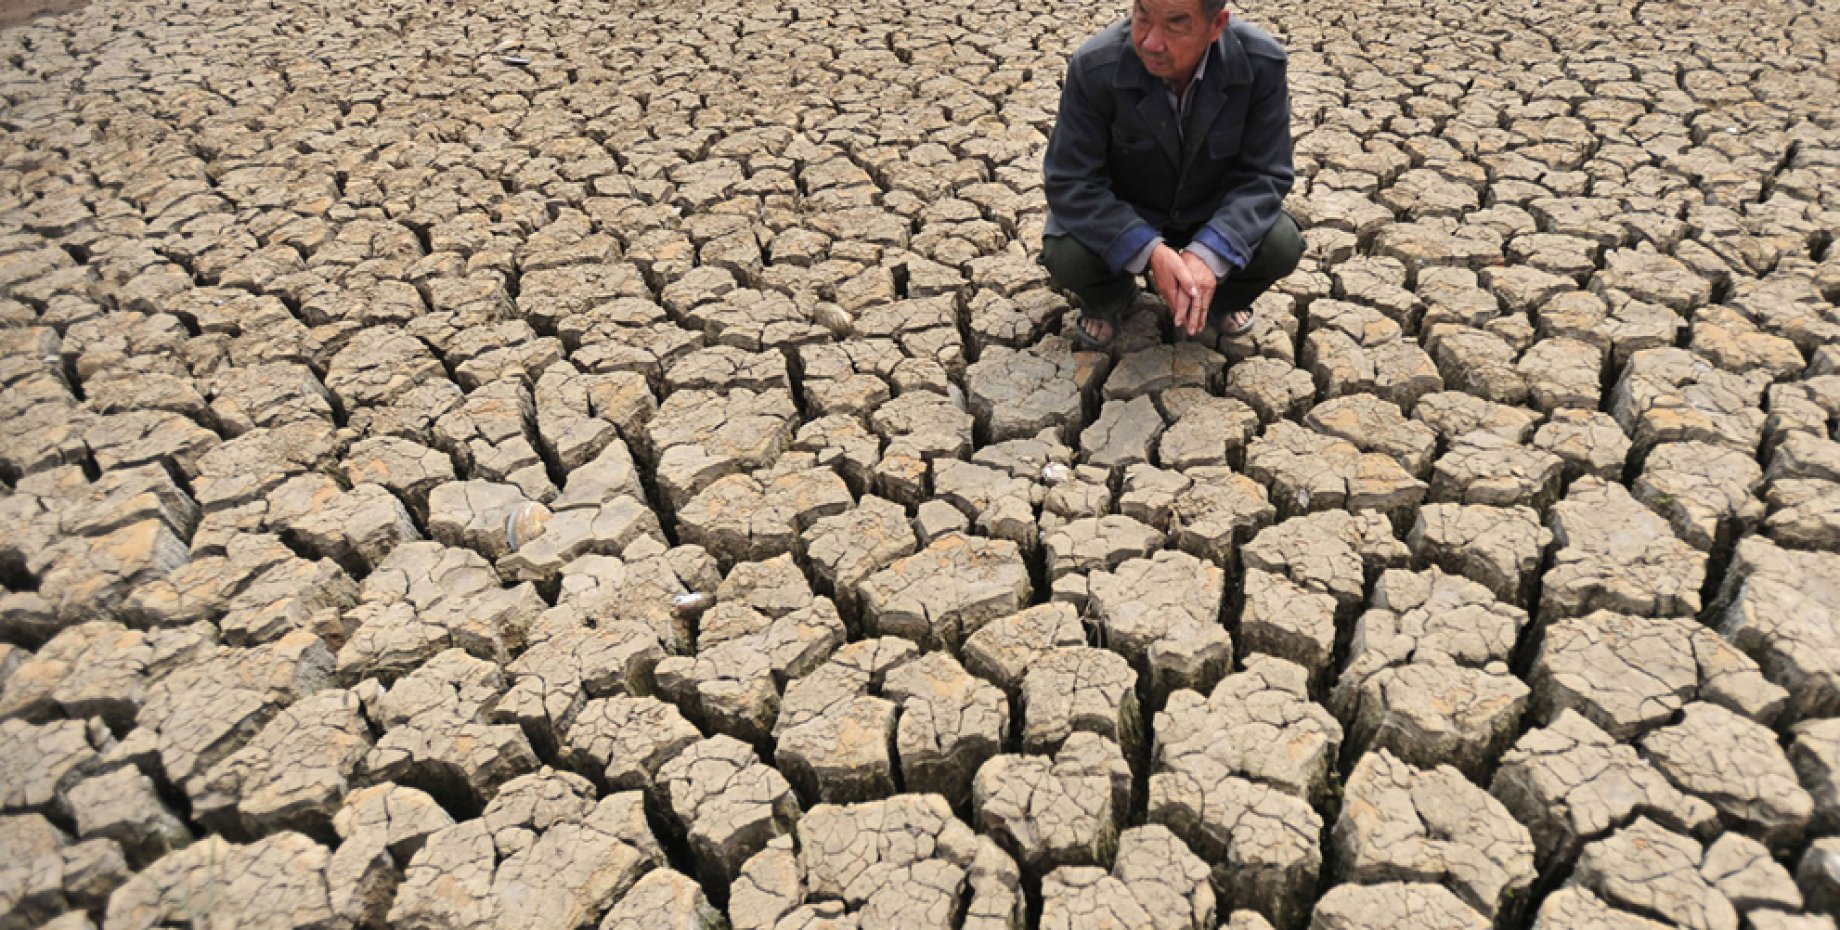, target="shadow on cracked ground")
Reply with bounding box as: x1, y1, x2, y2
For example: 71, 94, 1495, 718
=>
0, 0, 86, 31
